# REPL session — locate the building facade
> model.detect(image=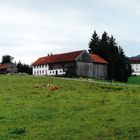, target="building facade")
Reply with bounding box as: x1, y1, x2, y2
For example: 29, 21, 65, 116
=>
90, 54, 108, 78
32, 50, 108, 78
0, 63, 17, 74
130, 57, 140, 75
